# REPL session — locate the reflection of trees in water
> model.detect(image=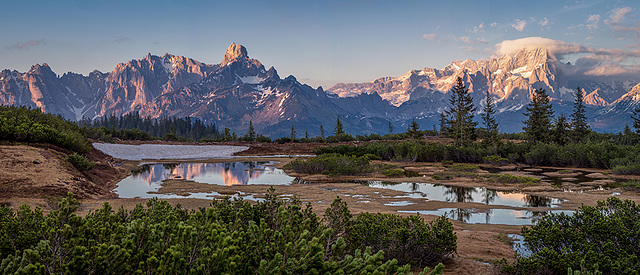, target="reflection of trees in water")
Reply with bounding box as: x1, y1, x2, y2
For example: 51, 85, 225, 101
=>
524, 195, 552, 207
410, 183, 420, 192
162, 163, 179, 170
446, 208, 472, 222
485, 209, 493, 224
444, 186, 476, 203
131, 164, 151, 176
527, 211, 548, 223
481, 188, 497, 205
